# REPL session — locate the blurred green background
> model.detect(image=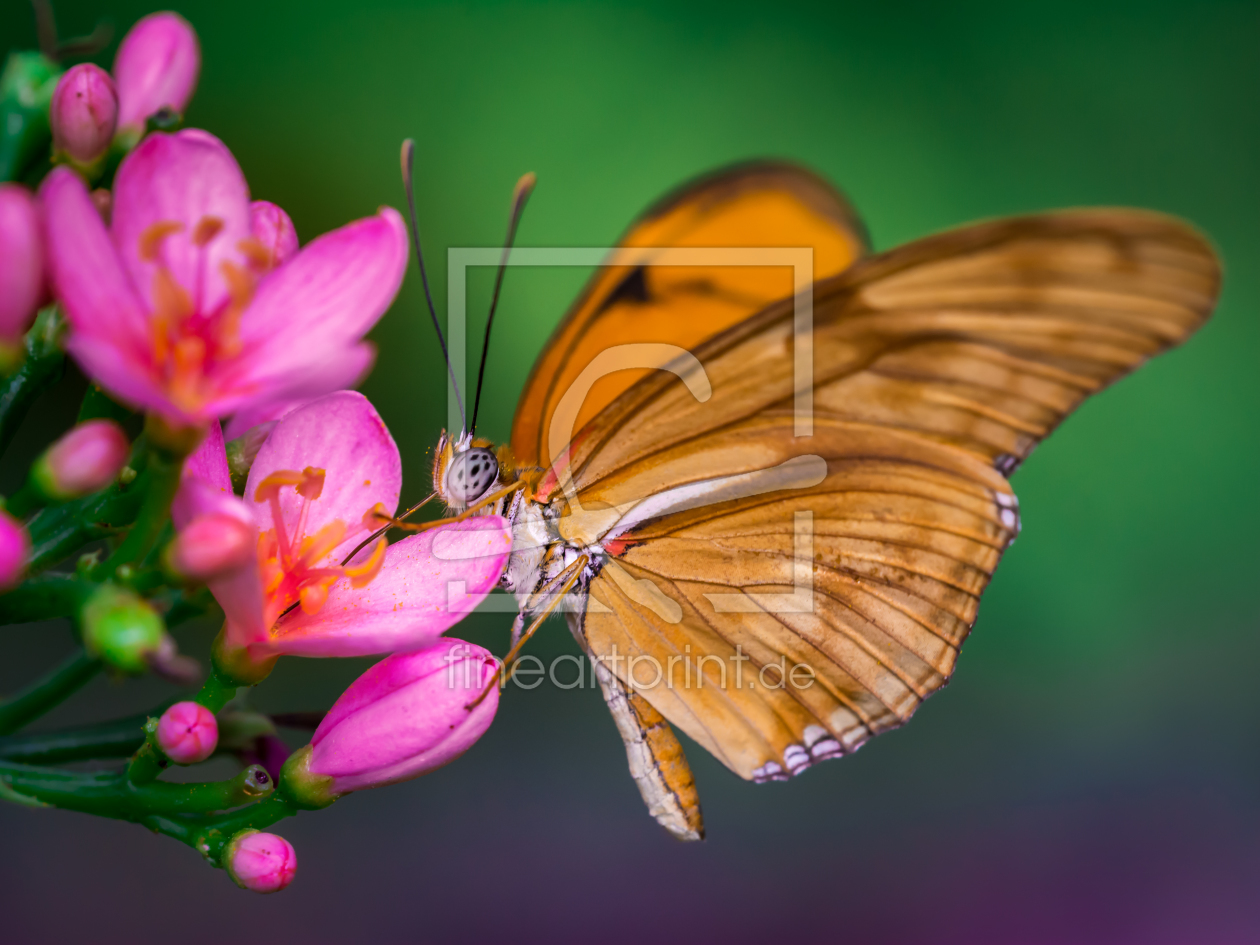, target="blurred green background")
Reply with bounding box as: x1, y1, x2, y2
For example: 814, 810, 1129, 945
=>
1, 0, 1257, 941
